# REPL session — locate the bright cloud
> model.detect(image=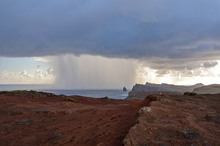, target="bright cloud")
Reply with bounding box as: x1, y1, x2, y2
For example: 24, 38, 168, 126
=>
0, 65, 55, 84
136, 60, 220, 85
